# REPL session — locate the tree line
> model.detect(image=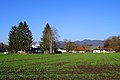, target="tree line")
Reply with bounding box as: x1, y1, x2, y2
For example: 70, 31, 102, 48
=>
0, 21, 120, 53
8, 21, 58, 54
